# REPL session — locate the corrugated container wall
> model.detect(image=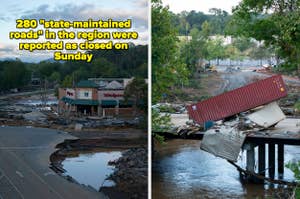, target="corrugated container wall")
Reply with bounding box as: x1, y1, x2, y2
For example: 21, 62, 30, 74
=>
187, 75, 287, 124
